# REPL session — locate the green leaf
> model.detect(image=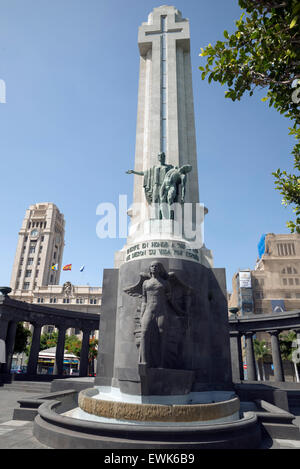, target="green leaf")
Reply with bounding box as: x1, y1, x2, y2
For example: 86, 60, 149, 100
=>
290, 16, 298, 29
